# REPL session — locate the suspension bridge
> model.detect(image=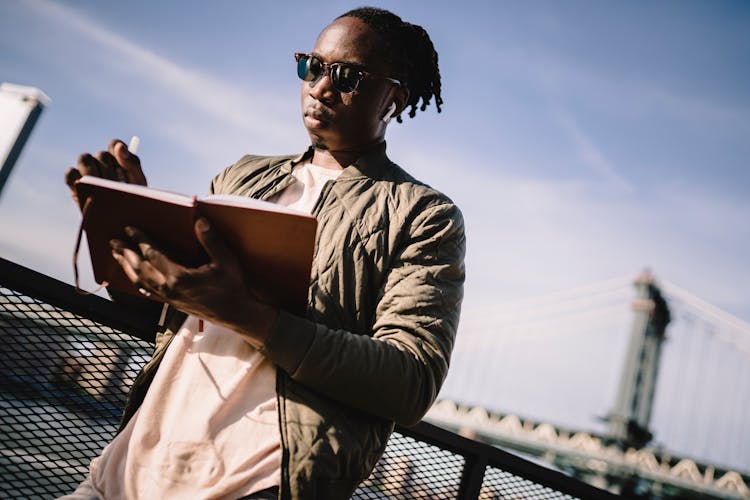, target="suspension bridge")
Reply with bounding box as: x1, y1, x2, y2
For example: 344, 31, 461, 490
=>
429, 272, 750, 498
